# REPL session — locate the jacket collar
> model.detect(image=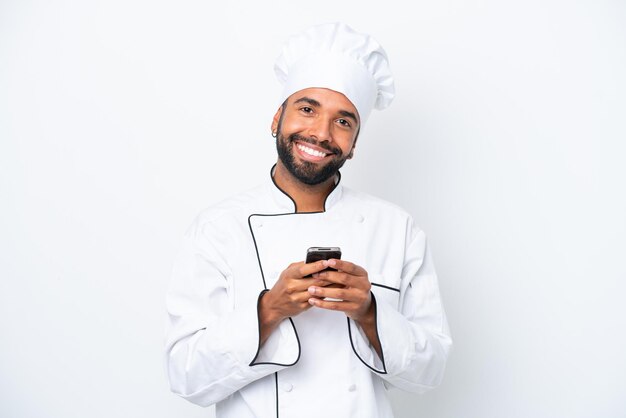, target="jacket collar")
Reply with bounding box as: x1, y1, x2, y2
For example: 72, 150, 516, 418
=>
268, 164, 343, 213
